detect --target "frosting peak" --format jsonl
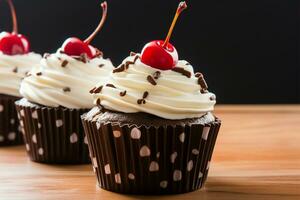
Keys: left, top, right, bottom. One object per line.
{"left": 91, "top": 54, "right": 216, "bottom": 119}
{"left": 0, "top": 52, "right": 41, "bottom": 97}
{"left": 20, "top": 51, "right": 114, "bottom": 108}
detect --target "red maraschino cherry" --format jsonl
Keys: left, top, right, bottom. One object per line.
{"left": 62, "top": 1, "right": 107, "bottom": 59}
{"left": 0, "top": 0, "right": 30, "bottom": 55}
{"left": 141, "top": 1, "right": 187, "bottom": 70}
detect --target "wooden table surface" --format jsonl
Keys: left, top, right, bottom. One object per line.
{"left": 0, "top": 105, "right": 299, "bottom": 200}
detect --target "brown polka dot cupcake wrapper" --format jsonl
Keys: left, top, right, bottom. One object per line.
{"left": 82, "top": 117, "right": 221, "bottom": 194}
{"left": 15, "top": 99, "right": 90, "bottom": 164}
{"left": 0, "top": 94, "right": 23, "bottom": 146}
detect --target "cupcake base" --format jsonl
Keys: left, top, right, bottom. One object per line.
{"left": 0, "top": 94, "right": 23, "bottom": 146}
{"left": 15, "top": 98, "right": 90, "bottom": 164}
{"left": 82, "top": 108, "right": 221, "bottom": 194}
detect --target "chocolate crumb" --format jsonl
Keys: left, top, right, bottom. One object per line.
{"left": 106, "top": 83, "right": 116, "bottom": 88}
{"left": 12, "top": 67, "right": 18, "bottom": 73}
{"left": 120, "top": 90, "right": 127, "bottom": 96}
{"left": 25, "top": 72, "right": 31, "bottom": 77}
{"left": 130, "top": 52, "right": 137, "bottom": 56}
{"left": 98, "top": 64, "right": 104, "bottom": 68}
{"left": 171, "top": 67, "right": 192, "bottom": 78}
{"left": 61, "top": 60, "right": 68, "bottom": 67}
{"left": 147, "top": 75, "right": 157, "bottom": 85}
{"left": 153, "top": 71, "right": 161, "bottom": 79}
{"left": 59, "top": 50, "right": 65, "bottom": 54}
{"left": 94, "top": 86, "right": 103, "bottom": 93}
{"left": 63, "top": 87, "right": 71, "bottom": 92}
{"left": 143, "top": 91, "right": 149, "bottom": 99}
{"left": 113, "top": 64, "right": 126, "bottom": 73}
{"left": 36, "top": 72, "right": 42, "bottom": 76}
{"left": 185, "top": 62, "right": 191, "bottom": 65}
{"left": 96, "top": 98, "right": 101, "bottom": 106}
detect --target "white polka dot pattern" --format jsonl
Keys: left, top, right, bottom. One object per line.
{"left": 149, "top": 161, "right": 159, "bottom": 172}
{"left": 115, "top": 173, "right": 121, "bottom": 184}
{"left": 139, "top": 145, "right": 151, "bottom": 157}
{"left": 113, "top": 130, "right": 121, "bottom": 138}
{"left": 7, "top": 132, "right": 16, "bottom": 140}
{"left": 55, "top": 119, "right": 63, "bottom": 127}
{"left": 32, "top": 134, "right": 37, "bottom": 143}
{"left": 38, "top": 148, "right": 44, "bottom": 155}
{"left": 104, "top": 164, "right": 111, "bottom": 174}
{"left": 70, "top": 133, "right": 78, "bottom": 143}
{"left": 130, "top": 127, "right": 141, "bottom": 139}
{"left": 170, "top": 152, "right": 177, "bottom": 163}
{"left": 179, "top": 132, "right": 185, "bottom": 143}
{"left": 31, "top": 110, "right": 38, "bottom": 119}
{"left": 187, "top": 160, "right": 193, "bottom": 171}
{"left": 160, "top": 181, "right": 168, "bottom": 188}
{"left": 128, "top": 173, "right": 135, "bottom": 180}
{"left": 0, "top": 105, "right": 3, "bottom": 112}
{"left": 202, "top": 126, "right": 210, "bottom": 140}
{"left": 173, "top": 170, "right": 182, "bottom": 181}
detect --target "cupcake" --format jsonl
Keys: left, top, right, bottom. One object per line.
{"left": 0, "top": 0, "right": 41, "bottom": 146}
{"left": 15, "top": 1, "right": 114, "bottom": 163}
{"left": 82, "top": 1, "right": 221, "bottom": 194}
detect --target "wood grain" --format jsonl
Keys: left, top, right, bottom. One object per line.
{"left": 0, "top": 105, "right": 299, "bottom": 200}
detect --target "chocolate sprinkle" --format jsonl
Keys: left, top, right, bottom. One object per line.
{"left": 120, "top": 90, "right": 127, "bottom": 96}
{"left": 195, "top": 72, "right": 203, "bottom": 78}
{"left": 36, "top": 72, "right": 42, "bottom": 76}
{"left": 96, "top": 98, "right": 101, "bottom": 106}
{"left": 147, "top": 75, "right": 157, "bottom": 85}
{"left": 106, "top": 83, "right": 116, "bottom": 88}
{"left": 200, "top": 89, "right": 208, "bottom": 94}
{"left": 130, "top": 52, "right": 137, "bottom": 56}
{"left": 98, "top": 64, "right": 105, "bottom": 68}
{"left": 90, "top": 86, "right": 103, "bottom": 94}
{"left": 94, "top": 48, "right": 103, "bottom": 57}
{"left": 74, "top": 53, "right": 88, "bottom": 63}
{"left": 143, "top": 91, "right": 149, "bottom": 99}
{"left": 137, "top": 99, "right": 146, "bottom": 104}
{"left": 171, "top": 67, "right": 192, "bottom": 78}
{"left": 133, "top": 55, "right": 140, "bottom": 63}
{"left": 125, "top": 61, "right": 134, "bottom": 69}
{"left": 198, "top": 76, "right": 208, "bottom": 90}
{"left": 153, "top": 71, "right": 161, "bottom": 79}
{"left": 113, "top": 64, "right": 126, "bottom": 73}
{"left": 210, "top": 95, "right": 216, "bottom": 101}
{"left": 63, "top": 87, "right": 71, "bottom": 92}
{"left": 61, "top": 60, "right": 68, "bottom": 67}
{"left": 12, "top": 67, "right": 18, "bottom": 73}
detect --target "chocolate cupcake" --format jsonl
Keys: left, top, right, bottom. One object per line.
{"left": 0, "top": 0, "right": 41, "bottom": 146}
{"left": 82, "top": 2, "right": 220, "bottom": 193}
{"left": 15, "top": 1, "right": 113, "bottom": 164}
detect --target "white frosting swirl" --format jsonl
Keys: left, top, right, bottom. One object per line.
{"left": 92, "top": 54, "right": 216, "bottom": 119}
{"left": 20, "top": 51, "right": 114, "bottom": 109}
{"left": 0, "top": 52, "right": 41, "bottom": 97}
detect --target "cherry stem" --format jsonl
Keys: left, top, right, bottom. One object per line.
{"left": 6, "top": 0, "right": 18, "bottom": 33}
{"left": 84, "top": 1, "right": 108, "bottom": 44}
{"left": 163, "top": 1, "right": 187, "bottom": 48}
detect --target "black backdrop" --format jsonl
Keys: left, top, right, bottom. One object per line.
{"left": 0, "top": 0, "right": 299, "bottom": 104}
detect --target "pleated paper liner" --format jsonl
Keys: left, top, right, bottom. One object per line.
{"left": 15, "top": 99, "right": 90, "bottom": 164}
{"left": 82, "top": 113, "right": 221, "bottom": 194}
{"left": 0, "top": 94, "right": 23, "bottom": 146}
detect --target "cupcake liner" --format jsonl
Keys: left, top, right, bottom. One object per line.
{"left": 82, "top": 116, "right": 221, "bottom": 194}
{"left": 0, "top": 94, "right": 23, "bottom": 146}
{"left": 15, "top": 99, "right": 90, "bottom": 164}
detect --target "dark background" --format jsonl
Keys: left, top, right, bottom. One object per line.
{"left": 0, "top": 0, "right": 299, "bottom": 104}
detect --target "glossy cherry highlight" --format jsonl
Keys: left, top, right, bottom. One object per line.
{"left": 0, "top": 0, "right": 30, "bottom": 55}
{"left": 62, "top": 1, "right": 107, "bottom": 59}
{"left": 141, "top": 1, "right": 187, "bottom": 70}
